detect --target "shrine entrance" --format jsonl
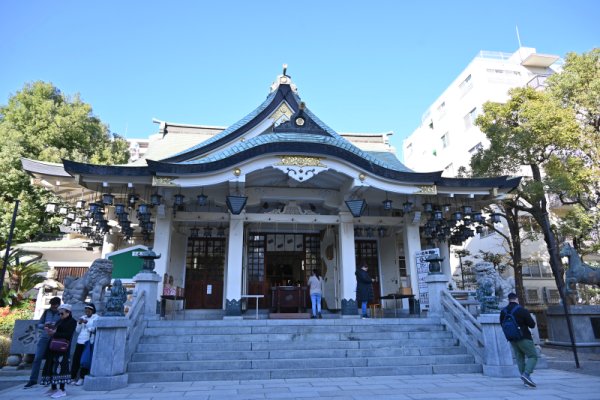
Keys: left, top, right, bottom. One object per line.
{"left": 185, "top": 237, "right": 225, "bottom": 309}
{"left": 246, "top": 232, "right": 321, "bottom": 310}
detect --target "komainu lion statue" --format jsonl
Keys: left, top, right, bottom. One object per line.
{"left": 63, "top": 258, "right": 113, "bottom": 305}
{"left": 475, "top": 262, "right": 515, "bottom": 310}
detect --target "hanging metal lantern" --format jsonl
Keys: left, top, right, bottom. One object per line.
{"left": 365, "top": 227, "right": 374, "bottom": 238}
{"left": 174, "top": 193, "right": 185, "bottom": 206}
{"left": 89, "top": 202, "right": 101, "bottom": 214}
{"left": 452, "top": 211, "right": 463, "bottom": 221}
{"left": 197, "top": 193, "right": 208, "bottom": 206}
{"left": 66, "top": 211, "right": 76, "bottom": 220}
{"left": 59, "top": 206, "right": 69, "bottom": 215}
{"left": 354, "top": 227, "right": 363, "bottom": 237}
{"left": 190, "top": 226, "right": 199, "bottom": 238}
{"left": 433, "top": 210, "right": 443, "bottom": 221}
{"left": 217, "top": 225, "right": 226, "bottom": 237}
{"left": 102, "top": 193, "right": 114, "bottom": 206}
{"left": 472, "top": 212, "right": 483, "bottom": 222}
{"left": 423, "top": 202, "right": 433, "bottom": 213}
{"left": 203, "top": 226, "right": 213, "bottom": 237}
{"left": 76, "top": 199, "right": 86, "bottom": 209}
{"left": 377, "top": 226, "right": 386, "bottom": 238}
{"left": 62, "top": 217, "right": 70, "bottom": 226}
{"left": 114, "top": 203, "right": 126, "bottom": 215}
{"left": 118, "top": 212, "right": 129, "bottom": 223}
{"left": 144, "top": 221, "right": 155, "bottom": 232}
{"left": 128, "top": 193, "right": 138, "bottom": 206}
{"left": 461, "top": 205, "right": 473, "bottom": 215}
{"left": 138, "top": 203, "right": 150, "bottom": 215}
{"left": 490, "top": 213, "right": 502, "bottom": 224}
{"left": 382, "top": 199, "right": 393, "bottom": 211}
{"left": 120, "top": 220, "right": 131, "bottom": 229}
{"left": 402, "top": 201, "right": 413, "bottom": 213}
{"left": 150, "top": 193, "right": 162, "bottom": 206}
{"left": 476, "top": 225, "right": 483, "bottom": 234}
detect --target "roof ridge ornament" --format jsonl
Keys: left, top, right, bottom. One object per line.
{"left": 270, "top": 64, "right": 298, "bottom": 94}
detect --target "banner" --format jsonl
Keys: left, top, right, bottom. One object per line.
{"left": 416, "top": 248, "right": 440, "bottom": 309}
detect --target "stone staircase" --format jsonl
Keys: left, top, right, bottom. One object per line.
{"left": 127, "top": 317, "right": 482, "bottom": 383}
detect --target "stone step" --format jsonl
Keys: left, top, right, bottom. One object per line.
{"left": 141, "top": 324, "right": 445, "bottom": 336}
{"left": 136, "top": 338, "right": 461, "bottom": 353}
{"left": 145, "top": 317, "right": 441, "bottom": 328}
{"left": 131, "top": 345, "right": 468, "bottom": 362}
{"left": 138, "top": 330, "right": 454, "bottom": 344}
{"left": 127, "top": 363, "right": 483, "bottom": 383}
{"left": 127, "top": 354, "right": 476, "bottom": 372}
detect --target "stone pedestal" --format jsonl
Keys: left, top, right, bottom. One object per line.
{"left": 478, "top": 313, "right": 519, "bottom": 377}
{"left": 425, "top": 274, "right": 448, "bottom": 317}
{"left": 84, "top": 317, "right": 128, "bottom": 391}
{"left": 546, "top": 305, "right": 600, "bottom": 351}
{"left": 134, "top": 272, "right": 161, "bottom": 316}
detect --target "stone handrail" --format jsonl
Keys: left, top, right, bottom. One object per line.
{"left": 440, "top": 289, "right": 485, "bottom": 364}
{"left": 125, "top": 290, "right": 146, "bottom": 364}
{"left": 85, "top": 282, "right": 150, "bottom": 391}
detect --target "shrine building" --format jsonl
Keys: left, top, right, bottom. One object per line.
{"left": 22, "top": 70, "right": 520, "bottom": 317}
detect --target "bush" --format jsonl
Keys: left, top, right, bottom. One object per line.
{"left": 0, "top": 336, "right": 10, "bottom": 366}
{"left": 0, "top": 301, "right": 35, "bottom": 338}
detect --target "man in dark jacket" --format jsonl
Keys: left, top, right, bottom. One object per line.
{"left": 24, "top": 296, "right": 61, "bottom": 388}
{"left": 356, "top": 264, "right": 374, "bottom": 318}
{"left": 500, "top": 292, "right": 538, "bottom": 387}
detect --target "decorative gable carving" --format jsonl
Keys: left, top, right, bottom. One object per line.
{"left": 273, "top": 156, "right": 328, "bottom": 182}
{"left": 270, "top": 102, "right": 294, "bottom": 127}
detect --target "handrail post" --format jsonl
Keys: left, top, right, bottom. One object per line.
{"left": 478, "top": 314, "right": 517, "bottom": 377}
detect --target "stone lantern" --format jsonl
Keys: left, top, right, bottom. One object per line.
{"left": 137, "top": 247, "right": 161, "bottom": 273}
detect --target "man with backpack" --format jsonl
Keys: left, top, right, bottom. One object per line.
{"left": 500, "top": 292, "right": 538, "bottom": 387}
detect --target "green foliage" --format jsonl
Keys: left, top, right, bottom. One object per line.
{"left": 0, "top": 81, "right": 130, "bottom": 246}
{"left": 0, "top": 336, "right": 10, "bottom": 366}
{"left": 471, "top": 49, "right": 600, "bottom": 294}
{"left": 0, "top": 300, "right": 35, "bottom": 338}
{"left": 0, "top": 249, "right": 48, "bottom": 307}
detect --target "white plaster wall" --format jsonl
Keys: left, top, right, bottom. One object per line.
{"left": 168, "top": 231, "right": 187, "bottom": 288}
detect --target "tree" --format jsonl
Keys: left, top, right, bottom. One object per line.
{"left": 545, "top": 49, "right": 600, "bottom": 254}
{"left": 472, "top": 85, "right": 580, "bottom": 301}
{"left": 0, "top": 81, "right": 130, "bottom": 247}
{"left": 1, "top": 249, "right": 48, "bottom": 306}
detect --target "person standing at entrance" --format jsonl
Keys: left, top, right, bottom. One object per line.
{"left": 356, "top": 264, "right": 374, "bottom": 318}
{"left": 500, "top": 292, "right": 538, "bottom": 387}
{"left": 24, "top": 296, "right": 62, "bottom": 389}
{"left": 308, "top": 269, "right": 324, "bottom": 319}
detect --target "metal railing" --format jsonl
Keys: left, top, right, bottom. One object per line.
{"left": 440, "top": 290, "right": 485, "bottom": 363}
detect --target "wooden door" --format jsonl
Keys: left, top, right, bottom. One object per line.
{"left": 185, "top": 238, "right": 225, "bottom": 309}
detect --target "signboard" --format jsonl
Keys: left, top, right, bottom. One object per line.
{"left": 107, "top": 245, "right": 147, "bottom": 279}
{"left": 416, "top": 248, "right": 440, "bottom": 309}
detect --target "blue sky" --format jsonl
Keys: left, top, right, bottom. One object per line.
{"left": 1, "top": 1, "right": 598, "bottom": 155}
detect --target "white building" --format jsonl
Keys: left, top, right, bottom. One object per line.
{"left": 402, "top": 47, "right": 563, "bottom": 313}
{"left": 403, "top": 47, "right": 561, "bottom": 176}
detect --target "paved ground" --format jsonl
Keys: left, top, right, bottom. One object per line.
{"left": 0, "top": 370, "right": 599, "bottom": 400}
{"left": 1, "top": 346, "right": 598, "bottom": 399}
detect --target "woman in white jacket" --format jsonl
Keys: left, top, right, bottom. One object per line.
{"left": 70, "top": 303, "right": 98, "bottom": 386}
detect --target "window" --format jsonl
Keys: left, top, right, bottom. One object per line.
{"left": 398, "top": 256, "right": 407, "bottom": 277}
{"left": 464, "top": 107, "right": 478, "bottom": 130}
{"left": 459, "top": 74, "right": 473, "bottom": 94}
{"left": 522, "top": 260, "right": 553, "bottom": 278}
{"left": 441, "top": 132, "right": 450, "bottom": 148}
{"left": 468, "top": 142, "right": 483, "bottom": 155}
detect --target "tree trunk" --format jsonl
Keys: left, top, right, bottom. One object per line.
{"left": 505, "top": 202, "right": 525, "bottom": 301}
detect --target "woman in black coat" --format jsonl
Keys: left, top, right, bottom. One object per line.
{"left": 41, "top": 303, "right": 77, "bottom": 398}
{"left": 356, "top": 264, "right": 374, "bottom": 318}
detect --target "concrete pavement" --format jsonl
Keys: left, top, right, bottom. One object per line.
{"left": 1, "top": 370, "right": 599, "bottom": 400}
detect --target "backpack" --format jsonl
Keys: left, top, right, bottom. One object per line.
{"left": 501, "top": 305, "right": 523, "bottom": 341}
